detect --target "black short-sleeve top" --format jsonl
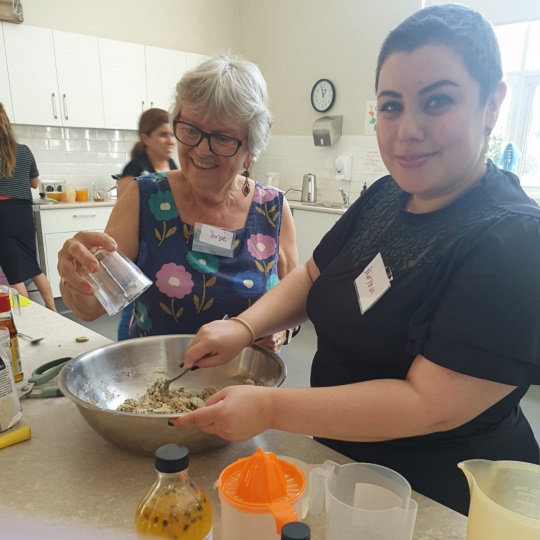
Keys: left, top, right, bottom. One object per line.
{"left": 308, "top": 161, "right": 540, "bottom": 437}
{"left": 120, "top": 151, "right": 177, "bottom": 179}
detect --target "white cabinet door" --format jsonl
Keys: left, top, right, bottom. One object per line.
{"left": 293, "top": 209, "right": 340, "bottom": 264}
{"left": 99, "top": 38, "right": 147, "bottom": 130}
{"left": 35, "top": 205, "right": 114, "bottom": 297}
{"left": 145, "top": 46, "right": 186, "bottom": 112}
{"left": 53, "top": 30, "right": 105, "bottom": 128}
{"left": 3, "top": 24, "right": 62, "bottom": 126}
{"left": 0, "top": 24, "right": 14, "bottom": 121}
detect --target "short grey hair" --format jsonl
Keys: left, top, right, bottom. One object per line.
{"left": 171, "top": 53, "right": 272, "bottom": 161}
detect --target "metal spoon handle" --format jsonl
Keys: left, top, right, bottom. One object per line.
{"left": 162, "top": 368, "right": 190, "bottom": 393}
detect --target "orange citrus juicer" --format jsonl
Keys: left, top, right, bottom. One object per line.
{"left": 217, "top": 448, "right": 306, "bottom": 534}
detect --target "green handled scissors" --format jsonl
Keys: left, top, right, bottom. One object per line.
{"left": 17, "top": 357, "right": 72, "bottom": 399}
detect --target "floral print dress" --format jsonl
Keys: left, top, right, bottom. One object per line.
{"left": 129, "top": 172, "right": 284, "bottom": 338}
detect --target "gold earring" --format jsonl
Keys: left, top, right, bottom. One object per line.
{"left": 242, "top": 169, "right": 250, "bottom": 197}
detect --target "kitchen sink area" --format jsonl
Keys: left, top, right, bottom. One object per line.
{"left": 306, "top": 201, "right": 347, "bottom": 209}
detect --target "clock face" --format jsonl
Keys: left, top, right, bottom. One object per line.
{"left": 311, "top": 79, "right": 336, "bottom": 112}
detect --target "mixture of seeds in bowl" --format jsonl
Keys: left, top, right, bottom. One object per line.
{"left": 117, "top": 377, "right": 221, "bottom": 414}
{"left": 117, "top": 376, "right": 264, "bottom": 414}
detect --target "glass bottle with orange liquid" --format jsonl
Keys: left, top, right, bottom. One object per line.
{"left": 136, "top": 444, "right": 213, "bottom": 539}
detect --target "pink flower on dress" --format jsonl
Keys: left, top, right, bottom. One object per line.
{"left": 155, "top": 263, "right": 194, "bottom": 299}
{"left": 247, "top": 234, "right": 277, "bottom": 260}
{"left": 253, "top": 185, "right": 279, "bottom": 204}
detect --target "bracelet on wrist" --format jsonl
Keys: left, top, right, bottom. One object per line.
{"left": 230, "top": 317, "right": 256, "bottom": 345}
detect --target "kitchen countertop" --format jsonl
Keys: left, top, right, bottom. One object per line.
{"left": 32, "top": 200, "right": 116, "bottom": 211}
{"left": 288, "top": 200, "right": 347, "bottom": 215}
{"left": 0, "top": 302, "right": 467, "bottom": 539}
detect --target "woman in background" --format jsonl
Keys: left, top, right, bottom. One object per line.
{"left": 0, "top": 103, "right": 56, "bottom": 311}
{"left": 116, "top": 108, "right": 177, "bottom": 198}
{"left": 116, "top": 108, "right": 178, "bottom": 339}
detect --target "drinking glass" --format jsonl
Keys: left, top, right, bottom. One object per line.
{"left": 81, "top": 249, "right": 152, "bottom": 316}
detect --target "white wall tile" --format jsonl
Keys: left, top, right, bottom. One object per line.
{"left": 17, "top": 124, "right": 140, "bottom": 188}
{"left": 96, "top": 129, "right": 124, "bottom": 141}
{"left": 18, "top": 138, "right": 49, "bottom": 151}
{"left": 87, "top": 140, "right": 112, "bottom": 152}
{"left": 33, "top": 150, "right": 67, "bottom": 163}
{"left": 63, "top": 128, "right": 97, "bottom": 140}
{"left": 110, "top": 141, "right": 134, "bottom": 153}
{"left": 12, "top": 125, "right": 32, "bottom": 137}
{"left": 254, "top": 134, "right": 386, "bottom": 205}
{"left": 30, "top": 126, "right": 63, "bottom": 139}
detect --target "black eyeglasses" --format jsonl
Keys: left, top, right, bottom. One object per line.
{"left": 173, "top": 119, "right": 247, "bottom": 157}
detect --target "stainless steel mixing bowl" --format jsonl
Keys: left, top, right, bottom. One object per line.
{"left": 58, "top": 335, "right": 286, "bottom": 455}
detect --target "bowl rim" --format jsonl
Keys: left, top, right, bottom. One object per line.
{"left": 57, "top": 334, "right": 286, "bottom": 418}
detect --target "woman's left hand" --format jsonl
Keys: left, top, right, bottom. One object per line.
{"left": 255, "top": 330, "right": 287, "bottom": 353}
{"left": 169, "top": 385, "right": 276, "bottom": 442}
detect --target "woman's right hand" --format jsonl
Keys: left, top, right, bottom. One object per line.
{"left": 57, "top": 231, "right": 117, "bottom": 295}
{"left": 183, "top": 319, "right": 254, "bottom": 369}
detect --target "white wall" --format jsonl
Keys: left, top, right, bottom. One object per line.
{"left": 240, "top": 0, "right": 421, "bottom": 136}
{"left": 21, "top": 0, "right": 241, "bottom": 53}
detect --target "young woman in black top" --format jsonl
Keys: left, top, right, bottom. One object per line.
{"left": 175, "top": 5, "right": 540, "bottom": 515}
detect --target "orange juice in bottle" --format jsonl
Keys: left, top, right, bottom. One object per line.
{"left": 136, "top": 444, "right": 212, "bottom": 539}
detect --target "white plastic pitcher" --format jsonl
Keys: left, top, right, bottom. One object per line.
{"left": 459, "top": 460, "right": 540, "bottom": 539}
{"left": 309, "top": 461, "right": 417, "bottom": 540}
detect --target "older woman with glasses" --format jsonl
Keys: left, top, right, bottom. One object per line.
{"left": 57, "top": 54, "right": 298, "bottom": 352}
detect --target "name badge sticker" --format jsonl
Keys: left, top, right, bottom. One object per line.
{"left": 199, "top": 224, "right": 234, "bottom": 249}
{"left": 354, "top": 252, "right": 392, "bottom": 314}
{"left": 193, "top": 223, "right": 236, "bottom": 258}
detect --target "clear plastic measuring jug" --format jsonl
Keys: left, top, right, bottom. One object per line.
{"left": 309, "top": 461, "right": 417, "bottom": 540}
{"left": 459, "top": 459, "right": 540, "bottom": 539}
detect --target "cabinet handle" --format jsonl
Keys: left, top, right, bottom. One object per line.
{"left": 51, "top": 93, "right": 58, "bottom": 119}
{"left": 62, "top": 94, "right": 69, "bottom": 120}
{"left": 73, "top": 214, "right": 97, "bottom": 218}
{"left": 150, "top": 101, "right": 154, "bottom": 108}
{"left": 141, "top": 100, "right": 145, "bottom": 112}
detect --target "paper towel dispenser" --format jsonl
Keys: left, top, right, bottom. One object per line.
{"left": 312, "top": 115, "right": 343, "bottom": 147}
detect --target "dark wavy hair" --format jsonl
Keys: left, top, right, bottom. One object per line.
{"left": 130, "top": 108, "right": 170, "bottom": 158}
{"left": 0, "top": 103, "right": 17, "bottom": 177}
{"left": 375, "top": 4, "right": 502, "bottom": 104}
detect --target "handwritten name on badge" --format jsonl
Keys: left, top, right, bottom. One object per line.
{"left": 354, "top": 252, "right": 391, "bottom": 314}
{"left": 199, "top": 224, "right": 234, "bottom": 250}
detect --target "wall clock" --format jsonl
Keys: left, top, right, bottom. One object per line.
{"left": 310, "top": 78, "right": 336, "bottom": 113}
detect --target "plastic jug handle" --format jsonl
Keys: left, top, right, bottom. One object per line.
{"left": 267, "top": 500, "right": 299, "bottom": 535}
{"left": 402, "top": 499, "right": 418, "bottom": 540}
{"left": 308, "top": 460, "right": 337, "bottom": 515}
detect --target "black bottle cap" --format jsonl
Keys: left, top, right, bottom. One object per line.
{"left": 154, "top": 444, "right": 189, "bottom": 473}
{"left": 281, "top": 521, "right": 311, "bottom": 540}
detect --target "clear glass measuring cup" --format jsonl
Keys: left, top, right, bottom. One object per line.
{"left": 459, "top": 459, "right": 540, "bottom": 539}
{"left": 309, "top": 461, "right": 417, "bottom": 540}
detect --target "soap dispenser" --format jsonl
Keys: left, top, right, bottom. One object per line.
{"left": 335, "top": 155, "right": 352, "bottom": 181}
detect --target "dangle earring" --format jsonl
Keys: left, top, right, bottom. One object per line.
{"left": 241, "top": 169, "right": 251, "bottom": 197}
{"left": 483, "top": 128, "right": 492, "bottom": 164}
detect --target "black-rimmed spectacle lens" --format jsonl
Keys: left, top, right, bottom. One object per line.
{"left": 173, "top": 120, "right": 245, "bottom": 157}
